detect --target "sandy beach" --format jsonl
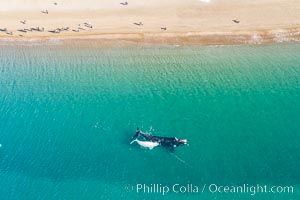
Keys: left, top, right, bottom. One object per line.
{"left": 0, "top": 0, "right": 300, "bottom": 45}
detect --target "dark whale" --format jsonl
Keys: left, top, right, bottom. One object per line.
{"left": 132, "top": 128, "right": 187, "bottom": 150}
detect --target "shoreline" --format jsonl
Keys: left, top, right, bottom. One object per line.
{"left": 1, "top": 28, "right": 300, "bottom": 47}
{"left": 1, "top": 0, "right": 300, "bottom": 46}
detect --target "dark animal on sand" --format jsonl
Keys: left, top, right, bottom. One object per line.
{"left": 48, "top": 29, "right": 60, "bottom": 33}
{"left": 133, "top": 22, "right": 143, "bottom": 26}
{"left": 84, "top": 23, "right": 93, "bottom": 28}
{"left": 18, "top": 29, "right": 27, "bottom": 33}
{"left": 232, "top": 19, "right": 240, "bottom": 23}
{"left": 30, "top": 27, "right": 43, "bottom": 32}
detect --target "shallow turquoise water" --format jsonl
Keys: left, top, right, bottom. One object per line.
{"left": 0, "top": 42, "right": 299, "bottom": 199}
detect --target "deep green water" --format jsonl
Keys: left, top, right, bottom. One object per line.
{"left": 0, "top": 42, "right": 299, "bottom": 200}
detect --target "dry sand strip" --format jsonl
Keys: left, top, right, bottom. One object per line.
{"left": 0, "top": 0, "right": 300, "bottom": 45}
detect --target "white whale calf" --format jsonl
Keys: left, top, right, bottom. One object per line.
{"left": 130, "top": 139, "right": 159, "bottom": 150}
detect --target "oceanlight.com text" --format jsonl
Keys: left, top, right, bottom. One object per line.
{"left": 206, "top": 184, "right": 294, "bottom": 195}
{"left": 133, "top": 183, "right": 294, "bottom": 196}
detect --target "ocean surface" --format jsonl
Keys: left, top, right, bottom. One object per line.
{"left": 0, "top": 42, "right": 299, "bottom": 200}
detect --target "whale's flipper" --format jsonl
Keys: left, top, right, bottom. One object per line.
{"left": 131, "top": 127, "right": 141, "bottom": 140}
{"left": 130, "top": 139, "right": 137, "bottom": 145}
